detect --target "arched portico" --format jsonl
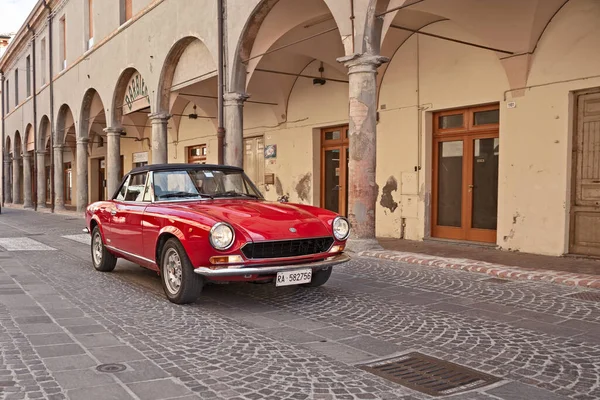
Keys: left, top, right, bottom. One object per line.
{"left": 37, "top": 116, "right": 51, "bottom": 208}
{"left": 154, "top": 36, "right": 218, "bottom": 166}
{"left": 4, "top": 136, "right": 12, "bottom": 204}
{"left": 55, "top": 104, "right": 77, "bottom": 211}
{"left": 12, "top": 131, "right": 23, "bottom": 205}
{"left": 23, "top": 124, "right": 34, "bottom": 208}
{"left": 107, "top": 67, "right": 149, "bottom": 197}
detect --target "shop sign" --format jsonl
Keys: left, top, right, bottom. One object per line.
{"left": 123, "top": 72, "right": 150, "bottom": 115}
{"left": 133, "top": 151, "right": 149, "bottom": 163}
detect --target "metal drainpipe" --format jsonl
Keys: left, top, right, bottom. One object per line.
{"left": 28, "top": 24, "right": 38, "bottom": 211}
{"left": 44, "top": 0, "right": 55, "bottom": 213}
{"left": 216, "top": 0, "right": 225, "bottom": 165}
{"left": 1, "top": 72, "right": 5, "bottom": 214}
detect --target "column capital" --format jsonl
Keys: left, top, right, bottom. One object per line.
{"left": 36, "top": 150, "right": 48, "bottom": 155}
{"left": 22, "top": 152, "right": 32, "bottom": 159}
{"left": 223, "top": 92, "right": 250, "bottom": 105}
{"left": 337, "top": 53, "right": 389, "bottom": 74}
{"left": 53, "top": 144, "right": 64, "bottom": 150}
{"left": 77, "top": 137, "right": 90, "bottom": 144}
{"left": 149, "top": 112, "right": 171, "bottom": 122}
{"left": 104, "top": 127, "right": 125, "bottom": 136}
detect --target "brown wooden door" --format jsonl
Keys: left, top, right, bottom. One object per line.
{"left": 570, "top": 90, "right": 600, "bottom": 256}
{"left": 432, "top": 105, "right": 500, "bottom": 243}
{"left": 321, "top": 126, "right": 349, "bottom": 216}
{"left": 243, "top": 137, "right": 265, "bottom": 189}
{"left": 64, "top": 162, "right": 72, "bottom": 205}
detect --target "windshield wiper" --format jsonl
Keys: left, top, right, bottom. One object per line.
{"left": 159, "top": 192, "right": 203, "bottom": 199}
{"left": 214, "top": 191, "right": 259, "bottom": 199}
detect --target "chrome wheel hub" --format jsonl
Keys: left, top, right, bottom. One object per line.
{"left": 92, "top": 233, "right": 103, "bottom": 265}
{"left": 164, "top": 248, "right": 183, "bottom": 295}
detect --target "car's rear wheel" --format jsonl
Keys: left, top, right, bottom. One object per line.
{"left": 302, "top": 267, "right": 332, "bottom": 287}
{"left": 91, "top": 226, "right": 117, "bottom": 272}
{"left": 160, "top": 238, "right": 204, "bottom": 304}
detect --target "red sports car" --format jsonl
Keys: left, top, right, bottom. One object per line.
{"left": 84, "top": 164, "right": 351, "bottom": 304}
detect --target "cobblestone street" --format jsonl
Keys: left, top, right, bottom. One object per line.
{"left": 0, "top": 208, "right": 598, "bottom": 400}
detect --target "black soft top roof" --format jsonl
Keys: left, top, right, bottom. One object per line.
{"left": 128, "top": 163, "right": 244, "bottom": 175}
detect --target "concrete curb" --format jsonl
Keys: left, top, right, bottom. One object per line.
{"left": 359, "top": 250, "right": 600, "bottom": 290}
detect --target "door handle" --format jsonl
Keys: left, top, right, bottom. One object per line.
{"left": 110, "top": 209, "right": 117, "bottom": 216}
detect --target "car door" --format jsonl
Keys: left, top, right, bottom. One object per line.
{"left": 102, "top": 175, "right": 130, "bottom": 248}
{"left": 111, "top": 172, "right": 150, "bottom": 257}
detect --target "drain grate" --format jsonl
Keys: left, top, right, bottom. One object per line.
{"left": 482, "top": 277, "right": 510, "bottom": 284}
{"left": 566, "top": 291, "right": 600, "bottom": 302}
{"left": 358, "top": 352, "right": 500, "bottom": 397}
{"left": 96, "top": 363, "right": 126, "bottom": 373}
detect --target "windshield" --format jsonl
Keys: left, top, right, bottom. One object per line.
{"left": 152, "top": 169, "right": 262, "bottom": 201}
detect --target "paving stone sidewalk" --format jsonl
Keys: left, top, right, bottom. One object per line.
{"left": 359, "top": 250, "right": 600, "bottom": 289}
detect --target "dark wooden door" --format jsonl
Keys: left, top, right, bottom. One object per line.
{"left": 321, "top": 126, "right": 349, "bottom": 216}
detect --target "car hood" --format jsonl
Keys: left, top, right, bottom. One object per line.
{"left": 173, "top": 200, "right": 333, "bottom": 241}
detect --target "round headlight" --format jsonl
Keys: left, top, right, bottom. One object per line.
{"left": 332, "top": 216, "right": 350, "bottom": 240}
{"left": 209, "top": 222, "right": 235, "bottom": 250}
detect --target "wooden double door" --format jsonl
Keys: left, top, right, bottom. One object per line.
{"left": 321, "top": 126, "right": 349, "bottom": 216}
{"left": 432, "top": 105, "right": 500, "bottom": 243}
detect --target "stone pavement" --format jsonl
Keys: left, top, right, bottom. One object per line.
{"left": 0, "top": 208, "right": 598, "bottom": 400}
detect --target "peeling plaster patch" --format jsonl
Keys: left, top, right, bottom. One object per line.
{"left": 349, "top": 98, "right": 369, "bottom": 133}
{"left": 503, "top": 212, "right": 521, "bottom": 242}
{"left": 275, "top": 177, "right": 283, "bottom": 196}
{"left": 295, "top": 173, "right": 312, "bottom": 203}
{"left": 380, "top": 177, "right": 398, "bottom": 212}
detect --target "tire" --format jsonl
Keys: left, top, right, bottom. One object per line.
{"left": 160, "top": 238, "right": 204, "bottom": 304}
{"left": 302, "top": 267, "right": 332, "bottom": 288}
{"left": 91, "top": 226, "right": 117, "bottom": 272}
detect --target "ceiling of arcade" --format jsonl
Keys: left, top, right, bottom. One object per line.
{"left": 378, "top": 0, "right": 571, "bottom": 89}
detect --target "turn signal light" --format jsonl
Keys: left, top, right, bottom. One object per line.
{"left": 329, "top": 245, "right": 345, "bottom": 253}
{"left": 209, "top": 255, "right": 244, "bottom": 265}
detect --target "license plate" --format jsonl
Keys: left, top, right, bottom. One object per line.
{"left": 275, "top": 269, "right": 312, "bottom": 287}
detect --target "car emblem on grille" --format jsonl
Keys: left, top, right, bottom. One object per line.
{"left": 289, "top": 227, "right": 297, "bottom": 233}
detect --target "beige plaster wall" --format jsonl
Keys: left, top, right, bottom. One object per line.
{"left": 243, "top": 60, "right": 349, "bottom": 204}
{"left": 498, "top": 0, "right": 600, "bottom": 255}
{"left": 377, "top": 21, "right": 510, "bottom": 242}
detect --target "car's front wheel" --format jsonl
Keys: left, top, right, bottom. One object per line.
{"left": 91, "top": 226, "right": 117, "bottom": 272}
{"left": 302, "top": 267, "right": 332, "bottom": 287}
{"left": 160, "top": 238, "right": 204, "bottom": 304}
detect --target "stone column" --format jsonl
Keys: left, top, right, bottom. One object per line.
{"left": 12, "top": 154, "right": 21, "bottom": 204}
{"left": 54, "top": 145, "right": 65, "bottom": 210}
{"left": 104, "top": 128, "right": 123, "bottom": 198}
{"left": 36, "top": 151, "right": 47, "bottom": 208}
{"left": 22, "top": 153, "right": 33, "bottom": 208}
{"left": 338, "top": 53, "right": 389, "bottom": 252}
{"left": 3, "top": 157, "right": 12, "bottom": 204}
{"left": 76, "top": 138, "right": 89, "bottom": 213}
{"left": 149, "top": 113, "right": 170, "bottom": 164}
{"left": 223, "top": 92, "right": 249, "bottom": 167}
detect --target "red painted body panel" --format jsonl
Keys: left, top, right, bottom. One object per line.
{"left": 86, "top": 198, "right": 345, "bottom": 278}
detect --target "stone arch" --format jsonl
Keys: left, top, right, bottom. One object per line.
{"left": 230, "top": 0, "right": 351, "bottom": 93}
{"left": 38, "top": 115, "right": 51, "bottom": 150}
{"left": 5, "top": 136, "right": 11, "bottom": 157}
{"left": 24, "top": 124, "right": 34, "bottom": 152}
{"left": 156, "top": 36, "right": 217, "bottom": 114}
{"left": 13, "top": 131, "right": 22, "bottom": 157}
{"left": 80, "top": 88, "right": 107, "bottom": 141}
{"left": 111, "top": 67, "right": 145, "bottom": 128}
{"left": 56, "top": 104, "right": 76, "bottom": 145}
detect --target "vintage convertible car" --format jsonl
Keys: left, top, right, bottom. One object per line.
{"left": 84, "top": 163, "right": 350, "bottom": 304}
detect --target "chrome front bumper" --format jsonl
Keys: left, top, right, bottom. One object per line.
{"left": 193, "top": 253, "right": 350, "bottom": 277}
